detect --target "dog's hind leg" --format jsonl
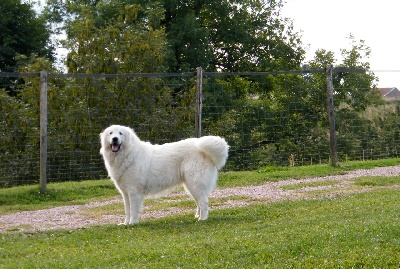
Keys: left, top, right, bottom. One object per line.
{"left": 183, "top": 161, "right": 217, "bottom": 221}
{"left": 188, "top": 189, "right": 209, "bottom": 220}
{"left": 196, "top": 196, "right": 209, "bottom": 220}
{"left": 195, "top": 206, "right": 201, "bottom": 219}
{"left": 184, "top": 183, "right": 211, "bottom": 221}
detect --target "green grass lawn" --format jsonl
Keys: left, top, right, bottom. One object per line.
{"left": 1, "top": 159, "right": 400, "bottom": 268}
{"left": 1, "top": 189, "right": 399, "bottom": 268}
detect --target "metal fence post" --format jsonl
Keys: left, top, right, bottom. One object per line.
{"left": 195, "top": 67, "right": 203, "bottom": 138}
{"left": 326, "top": 65, "right": 339, "bottom": 167}
{"left": 40, "top": 71, "right": 48, "bottom": 191}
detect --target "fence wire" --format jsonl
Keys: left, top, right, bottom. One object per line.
{"left": 1, "top": 70, "right": 399, "bottom": 187}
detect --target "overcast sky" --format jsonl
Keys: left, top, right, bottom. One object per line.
{"left": 282, "top": 0, "right": 400, "bottom": 87}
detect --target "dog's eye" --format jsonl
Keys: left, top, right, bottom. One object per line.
{"left": 109, "top": 132, "right": 113, "bottom": 135}
{"left": 119, "top": 132, "right": 123, "bottom": 135}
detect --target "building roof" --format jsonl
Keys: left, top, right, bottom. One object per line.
{"left": 377, "top": 87, "right": 400, "bottom": 98}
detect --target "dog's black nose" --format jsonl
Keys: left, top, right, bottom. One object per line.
{"left": 112, "top": 137, "right": 118, "bottom": 142}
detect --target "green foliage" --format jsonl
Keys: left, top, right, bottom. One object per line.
{"left": 60, "top": 1, "right": 167, "bottom": 74}
{"left": 2, "top": 1, "right": 399, "bottom": 185}
{"left": 0, "top": 55, "right": 56, "bottom": 186}
{"left": 163, "top": 0, "right": 304, "bottom": 72}
{"left": 198, "top": 36, "right": 387, "bottom": 170}
{"left": 41, "top": 73, "right": 196, "bottom": 182}
{"left": 203, "top": 73, "right": 331, "bottom": 169}
{"left": 0, "top": 0, "right": 54, "bottom": 99}
{"left": 0, "top": 0, "right": 53, "bottom": 73}
{"left": 308, "top": 36, "right": 381, "bottom": 113}
{"left": 0, "top": 88, "right": 39, "bottom": 186}
{"left": 373, "top": 100, "right": 400, "bottom": 156}
{"left": 0, "top": 55, "right": 70, "bottom": 186}
{"left": 44, "top": 0, "right": 304, "bottom": 73}
{"left": 32, "top": 1, "right": 197, "bottom": 182}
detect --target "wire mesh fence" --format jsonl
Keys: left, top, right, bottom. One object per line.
{"left": 1, "top": 69, "right": 399, "bottom": 187}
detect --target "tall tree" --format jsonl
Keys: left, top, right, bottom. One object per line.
{"left": 44, "top": 0, "right": 167, "bottom": 74}
{"left": 305, "top": 36, "right": 383, "bottom": 160}
{"left": 44, "top": 0, "right": 305, "bottom": 73}
{"left": 308, "top": 35, "right": 381, "bottom": 113}
{"left": 162, "top": 0, "right": 305, "bottom": 72}
{"left": 0, "top": 0, "right": 53, "bottom": 73}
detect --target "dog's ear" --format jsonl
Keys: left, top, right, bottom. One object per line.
{"left": 127, "top": 127, "right": 137, "bottom": 144}
{"left": 99, "top": 132, "right": 105, "bottom": 143}
{"left": 99, "top": 132, "right": 104, "bottom": 154}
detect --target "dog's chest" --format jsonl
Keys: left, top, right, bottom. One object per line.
{"left": 107, "top": 153, "right": 140, "bottom": 179}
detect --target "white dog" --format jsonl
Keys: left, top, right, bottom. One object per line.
{"left": 100, "top": 125, "right": 229, "bottom": 224}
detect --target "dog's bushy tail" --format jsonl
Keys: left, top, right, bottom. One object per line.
{"left": 196, "top": 136, "right": 229, "bottom": 170}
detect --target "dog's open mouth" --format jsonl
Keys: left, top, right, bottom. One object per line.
{"left": 111, "top": 143, "right": 121, "bottom": 153}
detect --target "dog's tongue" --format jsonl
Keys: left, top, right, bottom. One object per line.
{"left": 111, "top": 144, "right": 119, "bottom": 152}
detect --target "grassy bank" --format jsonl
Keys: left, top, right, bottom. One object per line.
{"left": 1, "top": 159, "right": 400, "bottom": 268}
{"left": 1, "top": 189, "right": 400, "bottom": 268}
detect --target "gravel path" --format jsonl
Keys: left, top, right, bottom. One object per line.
{"left": 1, "top": 165, "right": 400, "bottom": 233}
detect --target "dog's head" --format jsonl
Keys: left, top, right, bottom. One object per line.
{"left": 100, "top": 125, "right": 132, "bottom": 154}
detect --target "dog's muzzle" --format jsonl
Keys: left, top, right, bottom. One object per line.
{"left": 111, "top": 137, "right": 121, "bottom": 153}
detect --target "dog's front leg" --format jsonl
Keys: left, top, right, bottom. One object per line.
{"left": 128, "top": 193, "right": 144, "bottom": 224}
{"left": 120, "top": 191, "right": 131, "bottom": 225}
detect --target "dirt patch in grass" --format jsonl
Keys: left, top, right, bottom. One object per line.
{"left": 1, "top": 165, "right": 400, "bottom": 233}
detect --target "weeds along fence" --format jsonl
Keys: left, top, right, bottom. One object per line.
{"left": 1, "top": 67, "right": 399, "bottom": 188}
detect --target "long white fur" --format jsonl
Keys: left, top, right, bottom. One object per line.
{"left": 100, "top": 125, "right": 229, "bottom": 224}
